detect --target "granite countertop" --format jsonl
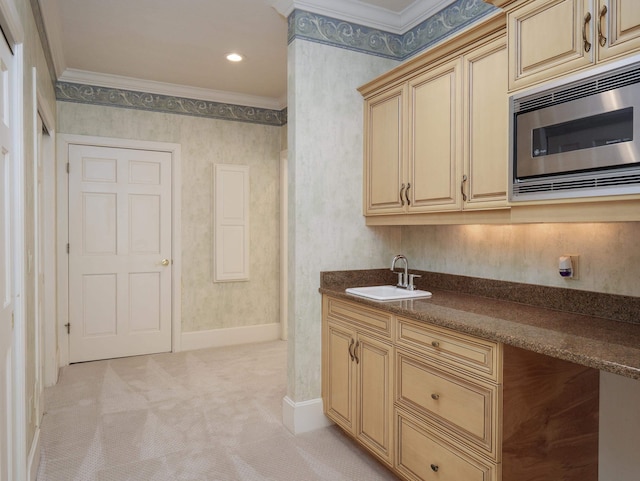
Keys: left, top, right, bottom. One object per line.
{"left": 319, "top": 269, "right": 640, "bottom": 380}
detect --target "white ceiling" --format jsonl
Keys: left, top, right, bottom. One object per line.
{"left": 39, "top": 0, "right": 453, "bottom": 110}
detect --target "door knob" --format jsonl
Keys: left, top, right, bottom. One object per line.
{"left": 161, "top": 259, "right": 170, "bottom": 266}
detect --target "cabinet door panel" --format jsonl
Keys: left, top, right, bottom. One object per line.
{"left": 509, "top": 0, "right": 593, "bottom": 90}
{"left": 364, "top": 86, "right": 406, "bottom": 214}
{"left": 409, "top": 60, "right": 462, "bottom": 211}
{"left": 598, "top": 0, "right": 640, "bottom": 61}
{"left": 464, "top": 37, "right": 509, "bottom": 209}
{"left": 324, "top": 321, "right": 355, "bottom": 432}
{"left": 357, "top": 334, "right": 394, "bottom": 465}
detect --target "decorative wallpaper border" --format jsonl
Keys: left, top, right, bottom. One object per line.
{"left": 56, "top": 82, "right": 287, "bottom": 127}
{"left": 288, "top": 0, "right": 497, "bottom": 60}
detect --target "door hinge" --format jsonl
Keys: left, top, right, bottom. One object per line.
{"left": 64, "top": 323, "right": 70, "bottom": 334}
{"left": 66, "top": 243, "right": 70, "bottom": 254}
{"left": 11, "top": 312, "right": 14, "bottom": 330}
{"left": 66, "top": 162, "right": 70, "bottom": 174}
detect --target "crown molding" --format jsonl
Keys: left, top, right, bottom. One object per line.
{"left": 59, "top": 69, "right": 285, "bottom": 111}
{"left": 271, "top": 0, "right": 456, "bottom": 33}
{"left": 400, "top": 0, "right": 457, "bottom": 31}
{"left": 36, "top": 0, "right": 66, "bottom": 78}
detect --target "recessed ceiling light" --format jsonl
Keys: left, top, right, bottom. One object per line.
{"left": 226, "top": 53, "right": 243, "bottom": 62}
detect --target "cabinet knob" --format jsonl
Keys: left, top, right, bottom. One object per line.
{"left": 431, "top": 393, "right": 440, "bottom": 400}
{"left": 430, "top": 464, "right": 439, "bottom": 472}
{"left": 431, "top": 340, "right": 440, "bottom": 348}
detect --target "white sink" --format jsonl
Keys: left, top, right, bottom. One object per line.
{"left": 345, "top": 285, "right": 432, "bottom": 301}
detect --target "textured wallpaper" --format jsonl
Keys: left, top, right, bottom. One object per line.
{"left": 57, "top": 102, "right": 281, "bottom": 333}
{"left": 286, "top": 40, "right": 402, "bottom": 401}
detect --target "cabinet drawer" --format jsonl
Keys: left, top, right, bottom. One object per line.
{"left": 396, "top": 349, "right": 500, "bottom": 460}
{"left": 396, "top": 316, "right": 500, "bottom": 382}
{"left": 326, "top": 297, "right": 392, "bottom": 338}
{"left": 396, "top": 408, "right": 498, "bottom": 481}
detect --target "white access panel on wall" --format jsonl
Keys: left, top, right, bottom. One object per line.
{"left": 214, "top": 164, "right": 250, "bottom": 282}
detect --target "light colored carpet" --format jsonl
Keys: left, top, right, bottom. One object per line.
{"left": 37, "top": 340, "right": 399, "bottom": 480}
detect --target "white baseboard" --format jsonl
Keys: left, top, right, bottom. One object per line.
{"left": 27, "top": 426, "right": 41, "bottom": 481}
{"left": 181, "top": 323, "right": 281, "bottom": 351}
{"left": 282, "top": 396, "right": 333, "bottom": 435}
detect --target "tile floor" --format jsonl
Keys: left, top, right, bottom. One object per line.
{"left": 37, "top": 340, "right": 399, "bottom": 481}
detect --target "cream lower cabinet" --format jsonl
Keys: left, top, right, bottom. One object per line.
{"left": 506, "top": 0, "right": 640, "bottom": 91}
{"left": 394, "top": 317, "right": 501, "bottom": 481}
{"left": 322, "top": 294, "right": 600, "bottom": 481}
{"left": 360, "top": 14, "right": 508, "bottom": 220}
{"left": 322, "top": 296, "right": 394, "bottom": 466}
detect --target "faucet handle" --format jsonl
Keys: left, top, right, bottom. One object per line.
{"left": 407, "top": 273, "right": 421, "bottom": 291}
{"left": 396, "top": 272, "right": 405, "bottom": 288}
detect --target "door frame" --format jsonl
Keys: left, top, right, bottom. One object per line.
{"left": 36, "top": 86, "right": 56, "bottom": 388}
{"left": 0, "top": 1, "right": 25, "bottom": 479}
{"left": 56, "top": 134, "right": 182, "bottom": 368}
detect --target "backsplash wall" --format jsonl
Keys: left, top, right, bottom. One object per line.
{"left": 401, "top": 222, "right": 640, "bottom": 297}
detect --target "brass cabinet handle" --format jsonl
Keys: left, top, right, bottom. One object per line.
{"left": 431, "top": 340, "right": 440, "bottom": 348}
{"left": 348, "top": 338, "right": 355, "bottom": 362}
{"left": 431, "top": 393, "right": 440, "bottom": 400}
{"left": 161, "top": 258, "right": 170, "bottom": 266}
{"left": 460, "top": 175, "right": 468, "bottom": 201}
{"left": 405, "top": 182, "right": 411, "bottom": 206}
{"left": 430, "top": 464, "right": 439, "bottom": 472}
{"left": 583, "top": 12, "right": 592, "bottom": 52}
{"left": 399, "top": 183, "right": 406, "bottom": 206}
{"left": 598, "top": 5, "right": 607, "bottom": 47}
{"left": 354, "top": 341, "right": 360, "bottom": 364}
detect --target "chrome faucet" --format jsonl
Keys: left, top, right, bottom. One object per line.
{"left": 391, "top": 255, "right": 409, "bottom": 289}
{"left": 390, "top": 254, "right": 421, "bottom": 291}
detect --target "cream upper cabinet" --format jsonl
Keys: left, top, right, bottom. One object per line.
{"left": 408, "top": 59, "right": 463, "bottom": 212}
{"left": 508, "top": 0, "right": 640, "bottom": 91}
{"left": 364, "top": 84, "right": 406, "bottom": 215}
{"left": 462, "top": 36, "right": 509, "bottom": 209}
{"left": 597, "top": 0, "right": 640, "bottom": 62}
{"left": 360, "top": 14, "right": 509, "bottom": 220}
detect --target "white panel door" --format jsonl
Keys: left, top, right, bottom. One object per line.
{"left": 0, "top": 33, "right": 14, "bottom": 481}
{"left": 68, "top": 145, "right": 172, "bottom": 362}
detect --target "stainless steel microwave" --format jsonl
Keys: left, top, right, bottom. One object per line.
{"left": 510, "top": 57, "right": 640, "bottom": 202}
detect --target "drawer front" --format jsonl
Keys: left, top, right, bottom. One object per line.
{"left": 396, "top": 316, "right": 500, "bottom": 382}
{"left": 396, "top": 409, "right": 497, "bottom": 481}
{"left": 396, "top": 349, "right": 499, "bottom": 460}
{"left": 325, "top": 296, "right": 393, "bottom": 338}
